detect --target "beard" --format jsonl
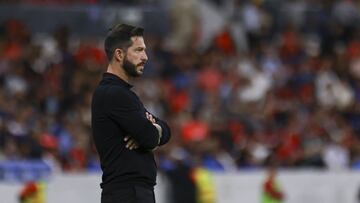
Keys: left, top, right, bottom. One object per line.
{"left": 122, "top": 55, "right": 142, "bottom": 78}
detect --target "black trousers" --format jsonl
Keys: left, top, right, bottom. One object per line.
{"left": 101, "top": 185, "right": 155, "bottom": 203}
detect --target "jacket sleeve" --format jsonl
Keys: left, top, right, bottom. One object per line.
{"left": 106, "top": 87, "right": 160, "bottom": 150}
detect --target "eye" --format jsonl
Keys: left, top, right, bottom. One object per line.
{"left": 135, "top": 47, "right": 145, "bottom": 52}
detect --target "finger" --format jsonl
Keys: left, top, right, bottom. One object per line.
{"left": 127, "top": 139, "right": 140, "bottom": 150}
{"left": 128, "top": 138, "right": 139, "bottom": 149}
{"left": 124, "top": 136, "right": 130, "bottom": 141}
{"left": 147, "top": 113, "right": 156, "bottom": 123}
{"left": 126, "top": 139, "right": 134, "bottom": 148}
{"left": 146, "top": 112, "right": 152, "bottom": 120}
{"left": 133, "top": 142, "right": 139, "bottom": 149}
{"left": 147, "top": 114, "right": 154, "bottom": 123}
{"left": 131, "top": 143, "right": 139, "bottom": 150}
{"left": 129, "top": 141, "right": 137, "bottom": 149}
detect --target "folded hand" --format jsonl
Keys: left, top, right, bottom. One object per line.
{"left": 124, "top": 136, "right": 139, "bottom": 150}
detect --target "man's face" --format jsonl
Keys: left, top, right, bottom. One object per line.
{"left": 122, "top": 36, "right": 148, "bottom": 77}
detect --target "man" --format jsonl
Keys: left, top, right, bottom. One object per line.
{"left": 91, "top": 23, "right": 171, "bottom": 203}
{"left": 261, "top": 165, "right": 284, "bottom": 203}
{"left": 18, "top": 181, "right": 46, "bottom": 203}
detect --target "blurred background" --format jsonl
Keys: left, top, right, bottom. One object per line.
{"left": 1, "top": 0, "right": 360, "bottom": 202}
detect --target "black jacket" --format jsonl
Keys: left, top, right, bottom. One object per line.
{"left": 91, "top": 72, "right": 171, "bottom": 191}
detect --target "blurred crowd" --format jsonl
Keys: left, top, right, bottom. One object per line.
{"left": 1, "top": 0, "right": 360, "bottom": 179}
{"left": 0, "top": 0, "right": 162, "bottom": 4}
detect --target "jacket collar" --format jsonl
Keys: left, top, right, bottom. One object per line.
{"left": 102, "top": 72, "right": 133, "bottom": 89}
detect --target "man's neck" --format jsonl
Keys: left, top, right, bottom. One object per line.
{"left": 106, "top": 63, "right": 130, "bottom": 83}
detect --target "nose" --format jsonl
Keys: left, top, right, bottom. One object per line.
{"left": 141, "top": 51, "right": 148, "bottom": 63}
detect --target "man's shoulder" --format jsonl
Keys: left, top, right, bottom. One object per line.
{"left": 98, "top": 83, "right": 136, "bottom": 101}
{"left": 97, "top": 81, "right": 129, "bottom": 93}
{"left": 93, "top": 84, "right": 137, "bottom": 110}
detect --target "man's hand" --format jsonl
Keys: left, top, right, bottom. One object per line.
{"left": 146, "top": 112, "right": 156, "bottom": 123}
{"left": 124, "top": 136, "right": 139, "bottom": 150}
{"left": 124, "top": 113, "right": 160, "bottom": 150}
{"left": 146, "top": 112, "right": 162, "bottom": 146}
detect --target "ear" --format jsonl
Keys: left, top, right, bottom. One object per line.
{"left": 114, "top": 48, "right": 124, "bottom": 62}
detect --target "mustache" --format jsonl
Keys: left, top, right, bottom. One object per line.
{"left": 137, "top": 62, "right": 146, "bottom": 66}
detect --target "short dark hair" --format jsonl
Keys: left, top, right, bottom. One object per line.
{"left": 104, "top": 23, "right": 144, "bottom": 61}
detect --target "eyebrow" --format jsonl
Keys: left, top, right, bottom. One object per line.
{"left": 135, "top": 46, "right": 146, "bottom": 50}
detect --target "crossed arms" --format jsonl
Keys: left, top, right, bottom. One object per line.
{"left": 107, "top": 86, "right": 171, "bottom": 150}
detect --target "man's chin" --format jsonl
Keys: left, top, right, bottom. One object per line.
{"left": 131, "top": 70, "right": 143, "bottom": 77}
{"left": 126, "top": 70, "right": 142, "bottom": 78}
{"left": 137, "top": 67, "right": 144, "bottom": 74}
